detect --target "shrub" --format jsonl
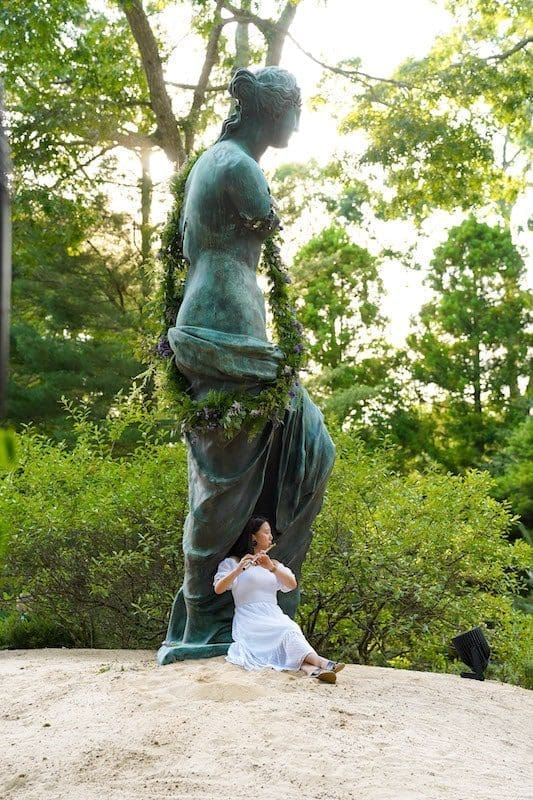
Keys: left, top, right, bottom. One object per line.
{"left": 297, "top": 432, "right": 532, "bottom": 687}
{"left": 1, "top": 406, "right": 530, "bottom": 687}
{"left": 0, "top": 612, "right": 74, "bottom": 649}
{"left": 0, "top": 400, "right": 187, "bottom": 648}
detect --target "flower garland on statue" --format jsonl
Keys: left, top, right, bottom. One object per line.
{"left": 156, "top": 152, "right": 305, "bottom": 437}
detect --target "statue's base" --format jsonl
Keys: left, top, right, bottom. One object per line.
{"left": 157, "top": 641, "right": 230, "bottom": 665}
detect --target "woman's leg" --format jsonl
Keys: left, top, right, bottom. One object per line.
{"left": 300, "top": 651, "right": 332, "bottom": 672}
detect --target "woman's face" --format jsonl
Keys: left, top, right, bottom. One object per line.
{"left": 253, "top": 521, "right": 273, "bottom": 551}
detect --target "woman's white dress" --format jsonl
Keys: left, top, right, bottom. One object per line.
{"left": 214, "top": 557, "right": 315, "bottom": 671}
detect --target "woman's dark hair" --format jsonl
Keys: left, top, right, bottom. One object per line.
{"left": 228, "top": 516, "right": 270, "bottom": 559}
{"left": 218, "top": 67, "right": 301, "bottom": 142}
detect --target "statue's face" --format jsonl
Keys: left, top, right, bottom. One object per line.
{"left": 269, "top": 104, "right": 300, "bottom": 149}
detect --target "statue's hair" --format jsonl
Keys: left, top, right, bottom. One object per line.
{"left": 218, "top": 67, "right": 301, "bottom": 142}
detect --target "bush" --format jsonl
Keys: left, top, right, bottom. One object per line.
{"left": 0, "top": 612, "right": 74, "bottom": 649}
{"left": 1, "top": 405, "right": 530, "bottom": 687}
{"left": 297, "top": 432, "right": 532, "bottom": 687}
{"left": 0, "top": 399, "right": 187, "bottom": 648}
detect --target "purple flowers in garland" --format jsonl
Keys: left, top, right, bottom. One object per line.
{"left": 156, "top": 335, "right": 173, "bottom": 359}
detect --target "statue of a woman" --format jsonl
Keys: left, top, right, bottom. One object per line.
{"left": 158, "top": 67, "right": 335, "bottom": 665}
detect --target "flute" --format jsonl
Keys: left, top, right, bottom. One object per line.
{"left": 242, "top": 542, "right": 276, "bottom": 569}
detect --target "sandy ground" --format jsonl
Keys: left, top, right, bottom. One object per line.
{"left": 0, "top": 649, "right": 531, "bottom": 800}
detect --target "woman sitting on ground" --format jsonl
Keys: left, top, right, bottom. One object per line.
{"left": 214, "top": 516, "right": 344, "bottom": 684}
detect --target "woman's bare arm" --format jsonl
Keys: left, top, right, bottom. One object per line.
{"left": 254, "top": 553, "right": 297, "bottom": 590}
{"left": 214, "top": 555, "right": 254, "bottom": 594}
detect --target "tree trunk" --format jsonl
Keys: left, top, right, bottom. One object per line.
{"left": 120, "top": 0, "right": 185, "bottom": 166}
{"left": 265, "top": 1, "right": 298, "bottom": 65}
{"left": 0, "top": 89, "right": 11, "bottom": 421}
{"left": 234, "top": 0, "right": 251, "bottom": 69}
{"left": 184, "top": 0, "right": 225, "bottom": 154}
{"left": 473, "top": 340, "right": 482, "bottom": 416}
{"left": 139, "top": 147, "right": 153, "bottom": 304}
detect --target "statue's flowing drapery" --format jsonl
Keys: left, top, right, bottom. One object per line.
{"left": 157, "top": 324, "right": 335, "bottom": 664}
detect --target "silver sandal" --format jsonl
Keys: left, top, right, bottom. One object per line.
{"left": 310, "top": 668, "right": 337, "bottom": 684}
{"left": 326, "top": 660, "right": 345, "bottom": 673}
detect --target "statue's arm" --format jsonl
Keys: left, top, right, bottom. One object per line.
{"left": 224, "top": 158, "right": 280, "bottom": 236}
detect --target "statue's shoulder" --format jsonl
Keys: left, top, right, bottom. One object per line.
{"left": 186, "top": 142, "right": 269, "bottom": 217}
{"left": 202, "top": 140, "right": 264, "bottom": 184}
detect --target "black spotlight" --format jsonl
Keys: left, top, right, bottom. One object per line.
{"left": 452, "top": 626, "right": 491, "bottom": 681}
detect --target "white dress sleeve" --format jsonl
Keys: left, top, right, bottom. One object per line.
{"left": 275, "top": 563, "right": 296, "bottom": 593}
{"left": 213, "top": 557, "right": 238, "bottom": 590}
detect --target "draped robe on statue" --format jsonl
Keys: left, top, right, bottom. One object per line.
{"left": 157, "top": 140, "right": 335, "bottom": 665}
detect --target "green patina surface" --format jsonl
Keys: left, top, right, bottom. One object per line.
{"left": 157, "top": 68, "right": 334, "bottom": 665}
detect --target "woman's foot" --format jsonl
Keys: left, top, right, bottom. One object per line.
{"left": 326, "top": 660, "right": 345, "bottom": 674}
{"left": 309, "top": 668, "right": 337, "bottom": 684}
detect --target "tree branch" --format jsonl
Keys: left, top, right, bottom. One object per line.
{"left": 221, "top": 0, "right": 299, "bottom": 65}
{"left": 184, "top": 0, "right": 225, "bottom": 153}
{"left": 110, "top": 130, "right": 158, "bottom": 151}
{"left": 221, "top": 1, "right": 272, "bottom": 38}
{"left": 285, "top": 32, "right": 414, "bottom": 88}
{"left": 234, "top": 0, "right": 251, "bottom": 70}
{"left": 49, "top": 145, "right": 116, "bottom": 190}
{"left": 166, "top": 81, "right": 227, "bottom": 93}
{"left": 119, "top": 0, "right": 185, "bottom": 165}
{"left": 266, "top": 1, "right": 299, "bottom": 66}
{"left": 487, "top": 35, "right": 533, "bottom": 62}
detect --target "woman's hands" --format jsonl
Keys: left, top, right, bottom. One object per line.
{"left": 238, "top": 554, "right": 256, "bottom": 572}
{"left": 214, "top": 556, "right": 253, "bottom": 594}
{"left": 238, "top": 552, "right": 274, "bottom": 571}
{"left": 253, "top": 551, "right": 276, "bottom": 571}
{"left": 215, "top": 552, "right": 297, "bottom": 594}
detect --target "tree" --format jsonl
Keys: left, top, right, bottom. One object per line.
{"left": 490, "top": 417, "right": 533, "bottom": 532}
{"left": 292, "top": 225, "right": 383, "bottom": 369}
{"left": 1, "top": 1, "right": 302, "bottom": 177}
{"left": 291, "top": 225, "right": 416, "bottom": 450}
{"left": 0, "top": 2, "right": 304, "bottom": 430}
{"left": 332, "top": 0, "right": 532, "bottom": 221}
{"left": 407, "top": 216, "right": 531, "bottom": 469}
{"left": 8, "top": 189, "right": 141, "bottom": 432}
{"left": 290, "top": 225, "right": 437, "bottom": 462}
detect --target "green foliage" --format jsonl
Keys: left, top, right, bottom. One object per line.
{"left": 290, "top": 226, "right": 430, "bottom": 458}
{"left": 298, "top": 431, "right": 532, "bottom": 687}
{"left": 0, "top": 0, "right": 150, "bottom": 185}
{"left": 0, "top": 612, "right": 74, "bottom": 650}
{"left": 0, "top": 430, "right": 17, "bottom": 559}
{"left": 0, "top": 397, "right": 187, "bottom": 648}
{"left": 292, "top": 225, "right": 383, "bottom": 369}
{"left": 491, "top": 418, "right": 533, "bottom": 530}
{"left": 8, "top": 188, "right": 142, "bottom": 433}
{"left": 339, "top": 0, "right": 531, "bottom": 220}
{"left": 0, "top": 429, "right": 16, "bottom": 470}
{"left": 1, "top": 398, "right": 530, "bottom": 686}
{"left": 488, "top": 417, "right": 533, "bottom": 617}
{"left": 270, "top": 159, "right": 371, "bottom": 227}
{"left": 407, "top": 217, "right": 531, "bottom": 469}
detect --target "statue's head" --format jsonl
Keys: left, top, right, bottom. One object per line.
{"left": 218, "top": 67, "right": 301, "bottom": 148}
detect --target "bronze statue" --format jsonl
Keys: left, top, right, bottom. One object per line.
{"left": 158, "top": 68, "right": 335, "bottom": 665}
